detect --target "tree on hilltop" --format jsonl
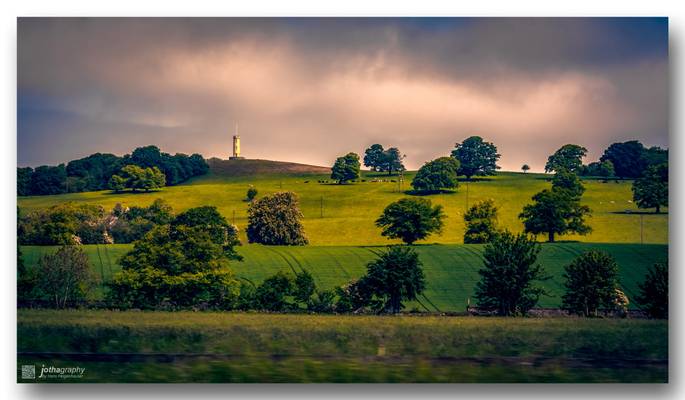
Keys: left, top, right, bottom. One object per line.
{"left": 451, "top": 136, "right": 500, "bottom": 180}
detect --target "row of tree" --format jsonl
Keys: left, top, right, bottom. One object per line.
{"left": 17, "top": 145, "right": 209, "bottom": 196}
{"left": 18, "top": 231, "right": 667, "bottom": 319}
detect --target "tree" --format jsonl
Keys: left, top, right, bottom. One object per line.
{"left": 375, "top": 198, "right": 445, "bottom": 244}
{"left": 108, "top": 174, "right": 127, "bottom": 193}
{"left": 380, "top": 147, "right": 405, "bottom": 176}
{"left": 519, "top": 189, "right": 591, "bottom": 242}
{"left": 172, "top": 206, "right": 241, "bottom": 259}
{"left": 363, "top": 246, "right": 426, "bottom": 313}
{"left": 17, "top": 167, "right": 33, "bottom": 196}
{"left": 107, "top": 224, "right": 240, "bottom": 310}
{"left": 632, "top": 163, "right": 668, "bottom": 213}
{"left": 293, "top": 269, "right": 316, "bottom": 305}
{"left": 600, "top": 140, "right": 647, "bottom": 179}
{"left": 583, "top": 160, "right": 615, "bottom": 181}
{"left": 451, "top": 136, "right": 501, "bottom": 180}
{"left": 411, "top": 157, "right": 460, "bottom": 193}
{"left": 363, "top": 144, "right": 385, "bottom": 172}
{"left": 463, "top": 199, "right": 499, "bottom": 244}
{"left": 34, "top": 246, "right": 98, "bottom": 308}
{"left": 246, "top": 191, "right": 308, "bottom": 245}
{"left": 254, "top": 271, "right": 295, "bottom": 311}
{"left": 636, "top": 263, "right": 668, "bottom": 319}
{"left": 331, "top": 152, "right": 361, "bottom": 184}
{"left": 29, "top": 165, "right": 67, "bottom": 195}
{"left": 474, "top": 231, "right": 548, "bottom": 316}
{"left": 246, "top": 186, "right": 258, "bottom": 202}
{"left": 551, "top": 169, "right": 586, "bottom": 198}
{"left": 521, "top": 164, "right": 530, "bottom": 174}
{"left": 561, "top": 251, "right": 620, "bottom": 317}
{"left": 545, "top": 144, "right": 587, "bottom": 173}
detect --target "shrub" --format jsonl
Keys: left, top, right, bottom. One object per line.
{"left": 561, "top": 250, "right": 620, "bottom": 317}
{"left": 411, "top": 157, "right": 460, "bottom": 193}
{"left": 254, "top": 271, "right": 295, "bottom": 311}
{"left": 246, "top": 186, "right": 258, "bottom": 202}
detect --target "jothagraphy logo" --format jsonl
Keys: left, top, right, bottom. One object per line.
{"left": 36, "top": 364, "right": 86, "bottom": 379}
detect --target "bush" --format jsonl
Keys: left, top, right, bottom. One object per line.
{"left": 246, "top": 192, "right": 308, "bottom": 245}
{"left": 636, "top": 263, "right": 668, "bottom": 319}
{"left": 335, "top": 279, "right": 374, "bottom": 313}
{"left": 561, "top": 250, "right": 620, "bottom": 317}
{"left": 246, "top": 186, "right": 258, "bottom": 202}
{"left": 474, "top": 230, "right": 548, "bottom": 316}
{"left": 254, "top": 271, "right": 295, "bottom": 311}
{"left": 19, "top": 203, "right": 110, "bottom": 245}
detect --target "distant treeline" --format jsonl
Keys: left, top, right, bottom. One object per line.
{"left": 17, "top": 145, "right": 209, "bottom": 196}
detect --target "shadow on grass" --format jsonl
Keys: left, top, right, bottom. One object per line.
{"left": 101, "top": 190, "right": 164, "bottom": 196}
{"left": 457, "top": 177, "right": 494, "bottom": 182}
{"left": 611, "top": 210, "right": 667, "bottom": 215}
{"left": 404, "top": 189, "right": 457, "bottom": 196}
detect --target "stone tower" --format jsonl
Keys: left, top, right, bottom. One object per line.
{"left": 229, "top": 124, "right": 244, "bottom": 160}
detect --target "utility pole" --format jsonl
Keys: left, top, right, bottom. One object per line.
{"left": 233, "top": 210, "right": 236, "bottom": 225}
{"left": 320, "top": 195, "right": 324, "bottom": 218}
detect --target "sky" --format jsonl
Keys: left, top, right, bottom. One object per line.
{"left": 17, "top": 17, "right": 668, "bottom": 171}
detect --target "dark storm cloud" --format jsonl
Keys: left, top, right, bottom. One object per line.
{"left": 18, "top": 17, "right": 668, "bottom": 171}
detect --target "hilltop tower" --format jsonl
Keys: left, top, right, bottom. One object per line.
{"left": 229, "top": 123, "right": 244, "bottom": 160}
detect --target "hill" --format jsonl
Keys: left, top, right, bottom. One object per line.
{"left": 17, "top": 170, "right": 668, "bottom": 245}
{"left": 21, "top": 242, "right": 667, "bottom": 311}
{"left": 206, "top": 158, "right": 330, "bottom": 177}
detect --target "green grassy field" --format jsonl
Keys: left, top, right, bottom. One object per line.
{"left": 21, "top": 242, "right": 667, "bottom": 310}
{"left": 17, "top": 310, "right": 668, "bottom": 383}
{"left": 17, "top": 166, "right": 668, "bottom": 245}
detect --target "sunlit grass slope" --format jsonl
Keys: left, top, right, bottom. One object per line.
{"left": 17, "top": 160, "right": 668, "bottom": 245}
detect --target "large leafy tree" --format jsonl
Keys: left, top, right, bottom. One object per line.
{"left": 463, "top": 199, "right": 499, "bottom": 244}
{"left": 246, "top": 191, "right": 308, "bottom": 245}
{"left": 331, "top": 152, "right": 361, "bottom": 184}
{"left": 451, "top": 136, "right": 500, "bottom": 180}
{"left": 107, "top": 224, "right": 240, "bottom": 310}
{"left": 474, "top": 231, "right": 548, "bottom": 316}
{"left": 551, "top": 169, "right": 586, "bottom": 198}
{"left": 17, "top": 167, "right": 33, "bottom": 196}
{"left": 636, "top": 263, "right": 668, "bottom": 319}
{"left": 375, "top": 198, "right": 445, "bottom": 244}
{"left": 600, "top": 140, "right": 648, "bottom": 179}
{"left": 33, "top": 245, "right": 98, "bottom": 308}
{"left": 172, "top": 206, "right": 241, "bottom": 259}
{"left": 29, "top": 165, "right": 67, "bottom": 195}
{"left": 561, "top": 250, "right": 620, "bottom": 317}
{"left": 363, "top": 246, "right": 426, "bottom": 313}
{"left": 545, "top": 144, "right": 587, "bottom": 173}
{"left": 519, "top": 189, "right": 591, "bottom": 242}
{"left": 363, "top": 144, "right": 385, "bottom": 172}
{"left": 380, "top": 147, "right": 405, "bottom": 176}
{"left": 632, "top": 163, "right": 668, "bottom": 213}
{"left": 411, "top": 157, "right": 460, "bottom": 193}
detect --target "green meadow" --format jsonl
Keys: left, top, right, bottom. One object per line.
{"left": 21, "top": 242, "right": 667, "bottom": 310}
{"left": 17, "top": 167, "right": 668, "bottom": 246}
{"left": 17, "top": 310, "right": 667, "bottom": 383}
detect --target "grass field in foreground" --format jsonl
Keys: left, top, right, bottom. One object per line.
{"left": 21, "top": 243, "right": 667, "bottom": 310}
{"left": 17, "top": 310, "right": 668, "bottom": 383}
{"left": 17, "top": 169, "right": 668, "bottom": 245}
